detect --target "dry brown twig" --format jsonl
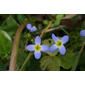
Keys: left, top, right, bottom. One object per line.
{"left": 36, "top": 25, "right": 65, "bottom": 34}
{"left": 9, "top": 19, "right": 29, "bottom": 71}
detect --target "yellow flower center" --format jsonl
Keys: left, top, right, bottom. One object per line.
{"left": 56, "top": 40, "right": 62, "bottom": 47}
{"left": 34, "top": 44, "right": 41, "bottom": 51}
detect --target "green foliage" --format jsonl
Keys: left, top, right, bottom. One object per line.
{"left": 54, "top": 14, "right": 64, "bottom": 26}
{"left": 0, "top": 30, "right": 12, "bottom": 59}
{"left": 71, "top": 15, "right": 79, "bottom": 21}
{"left": 79, "top": 50, "right": 85, "bottom": 71}
{"left": 40, "top": 56, "right": 61, "bottom": 71}
{"left": 60, "top": 49, "right": 77, "bottom": 69}
{"left": 43, "top": 20, "right": 49, "bottom": 25}
{"left": 0, "top": 16, "right": 19, "bottom": 32}
{"left": 17, "top": 14, "right": 26, "bottom": 24}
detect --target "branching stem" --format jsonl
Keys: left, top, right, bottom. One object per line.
{"left": 20, "top": 21, "right": 52, "bottom": 71}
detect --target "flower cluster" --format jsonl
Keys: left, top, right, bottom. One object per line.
{"left": 26, "top": 24, "right": 85, "bottom": 59}
{"left": 26, "top": 24, "right": 37, "bottom": 32}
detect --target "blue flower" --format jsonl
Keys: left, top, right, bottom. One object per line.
{"left": 50, "top": 33, "right": 69, "bottom": 55}
{"left": 26, "top": 24, "right": 37, "bottom": 32}
{"left": 80, "top": 30, "right": 85, "bottom": 36}
{"left": 26, "top": 36, "right": 49, "bottom": 59}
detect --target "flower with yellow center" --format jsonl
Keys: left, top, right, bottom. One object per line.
{"left": 50, "top": 34, "right": 69, "bottom": 55}
{"left": 26, "top": 36, "right": 49, "bottom": 59}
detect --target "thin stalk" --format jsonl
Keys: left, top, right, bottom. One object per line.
{"left": 61, "top": 27, "right": 69, "bottom": 35}
{"left": 20, "top": 21, "right": 52, "bottom": 71}
{"left": 20, "top": 52, "right": 33, "bottom": 71}
{"left": 71, "top": 42, "right": 85, "bottom": 71}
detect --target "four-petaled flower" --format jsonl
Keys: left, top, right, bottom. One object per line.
{"left": 26, "top": 36, "right": 49, "bottom": 59}
{"left": 26, "top": 24, "right": 37, "bottom": 32}
{"left": 80, "top": 30, "right": 85, "bottom": 36}
{"left": 50, "top": 34, "right": 69, "bottom": 55}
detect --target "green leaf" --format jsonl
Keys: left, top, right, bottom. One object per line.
{"left": 71, "top": 15, "right": 79, "bottom": 21}
{"left": 17, "top": 14, "right": 26, "bottom": 24}
{"left": 0, "top": 16, "right": 19, "bottom": 32}
{"left": 40, "top": 56, "right": 61, "bottom": 71}
{"left": 60, "top": 49, "right": 77, "bottom": 69}
{"left": 0, "top": 30, "right": 12, "bottom": 59}
{"left": 54, "top": 14, "right": 64, "bottom": 26}
{"left": 43, "top": 20, "right": 49, "bottom": 25}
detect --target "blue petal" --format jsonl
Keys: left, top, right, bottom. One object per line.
{"left": 80, "top": 30, "right": 85, "bottom": 36}
{"left": 59, "top": 45, "right": 66, "bottom": 55}
{"left": 35, "top": 36, "right": 41, "bottom": 44}
{"left": 26, "top": 24, "right": 32, "bottom": 30}
{"left": 34, "top": 51, "right": 41, "bottom": 59}
{"left": 50, "top": 44, "right": 58, "bottom": 52}
{"left": 25, "top": 45, "right": 35, "bottom": 51}
{"left": 52, "top": 33, "right": 59, "bottom": 43}
{"left": 41, "top": 45, "right": 49, "bottom": 51}
{"left": 30, "top": 26, "right": 37, "bottom": 32}
{"left": 61, "top": 35, "right": 69, "bottom": 44}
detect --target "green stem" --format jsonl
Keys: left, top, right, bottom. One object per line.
{"left": 71, "top": 42, "right": 85, "bottom": 71}
{"left": 20, "top": 53, "right": 33, "bottom": 71}
{"left": 61, "top": 27, "right": 69, "bottom": 35}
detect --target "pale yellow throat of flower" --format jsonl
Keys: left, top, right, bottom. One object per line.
{"left": 56, "top": 40, "right": 63, "bottom": 47}
{"left": 34, "top": 44, "right": 41, "bottom": 51}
